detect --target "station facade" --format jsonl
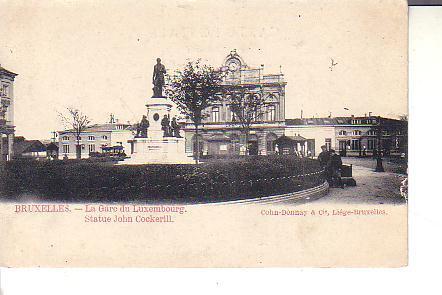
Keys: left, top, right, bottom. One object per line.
{"left": 183, "top": 50, "right": 287, "bottom": 156}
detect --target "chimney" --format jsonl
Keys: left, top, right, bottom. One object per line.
{"left": 301, "top": 110, "right": 303, "bottom": 119}
{"left": 368, "top": 111, "right": 372, "bottom": 117}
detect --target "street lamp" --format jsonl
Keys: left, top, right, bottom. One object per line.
{"left": 374, "top": 117, "right": 385, "bottom": 172}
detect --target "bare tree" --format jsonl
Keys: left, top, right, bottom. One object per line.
{"left": 225, "top": 87, "right": 266, "bottom": 155}
{"left": 165, "top": 59, "right": 225, "bottom": 163}
{"left": 59, "top": 107, "right": 91, "bottom": 159}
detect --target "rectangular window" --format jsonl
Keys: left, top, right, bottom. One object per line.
{"left": 212, "top": 106, "right": 220, "bottom": 122}
{"left": 368, "top": 139, "right": 375, "bottom": 150}
{"left": 230, "top": 109, "right": 236, "bottom": 122}
{"left": 219, "top": 144, "right": 228, "bottom": 151}
{"left": 351, "top": 139, "right": 360, "bottom": 150}
{"left": 1, "top": 85, "right": 9, "bottom": 97}
{"left": 325, "top": 138, "right": 331, "bottom": 151}
{"left": 62, "top": 144, "right": 70, "bottom": 154}
{"left": 268, "top": 105, "right": 276, "bottom": 121}
{"left": 88, "top": 144, "right": 95, "bottom": 153}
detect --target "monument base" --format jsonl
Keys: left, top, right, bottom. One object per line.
{"left": 119, "top": 137, "right": 194, "bottom": 165}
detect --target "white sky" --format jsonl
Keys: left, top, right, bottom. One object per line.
{"left": 0, "top": 0, "right": 407, "bottom": 140}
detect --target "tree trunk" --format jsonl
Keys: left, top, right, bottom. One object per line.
{"left": 195, "top": 124, "right": 200, "bottom": 164}
{"left": 76, "top": 140, "right": 81, "bottom": 159}
{"left": 244, "top": 129, "right": 249, "bottom": 155}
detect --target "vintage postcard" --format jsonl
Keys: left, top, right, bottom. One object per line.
{"left": 0, "top": 0, "right": 408, "bottom": 267}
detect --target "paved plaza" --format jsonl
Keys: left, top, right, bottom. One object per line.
{"left": 312, "top": 157, "right": 407, "bottom": 205}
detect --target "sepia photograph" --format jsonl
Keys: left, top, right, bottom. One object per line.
{"left": 0, "top": 0, "right": 408, "bottom": 267}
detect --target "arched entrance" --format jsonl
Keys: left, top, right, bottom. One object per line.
{"left": 248, "top": 134, "right": 259, "bottom": 155}
{"left": 266, "top": 132, "right": 278, "bottom": 155}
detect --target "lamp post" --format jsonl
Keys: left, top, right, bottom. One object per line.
{"left": 374, "top": 117, "right": 385, "bottom": 172}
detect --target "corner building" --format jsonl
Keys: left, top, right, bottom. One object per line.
{"left": 0, "top": 65, "right": 18, "bottom": 161}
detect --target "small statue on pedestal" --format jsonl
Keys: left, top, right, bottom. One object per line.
{"left": 161, "top": 115, "right": 171, "bottom": 137}
{"left": 171, "top": 117, "right": 182, "bottom": 138}
{"left": 136, "top": 115, "right": 149, "bottom": 138}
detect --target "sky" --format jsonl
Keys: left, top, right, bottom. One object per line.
{"left": 0, "top": 0, "right": 407, "bottom": 140}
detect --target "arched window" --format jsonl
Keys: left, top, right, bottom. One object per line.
{"left": 339, "top": 130, "right": 347, "bottom": 136}
{"left": 352, "top": 130, "right": 362, "bottom": 136}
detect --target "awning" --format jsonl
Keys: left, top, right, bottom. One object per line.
{"left": 275, "top": 135, "right": 307, "bottom": 143}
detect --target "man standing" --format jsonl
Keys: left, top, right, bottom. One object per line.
{"left": 318, "top": 145, "right": 330, "bottom": 169}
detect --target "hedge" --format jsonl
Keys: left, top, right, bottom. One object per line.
{"left": 0, "top": 156, "right": 324, "bottom": 203}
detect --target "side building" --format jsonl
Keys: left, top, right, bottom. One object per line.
{"left": 183, "top": 50, "right": 286, "bottom": 156}
{"left": 285, "top": 116, "right": 407, "bottom": 157}
{"left": 58, "top": 120, "right": 133, "bottom": 159}
{"left": 0, "top": 65, "right": 18, "bottom": 161}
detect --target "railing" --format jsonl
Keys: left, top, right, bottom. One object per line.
{"left": 223, "top": 71, "right": 284, "bottom": 85}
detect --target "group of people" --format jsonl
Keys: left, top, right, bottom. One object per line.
{"left": 318, "top": 145, "right": 344, "bottom": 188}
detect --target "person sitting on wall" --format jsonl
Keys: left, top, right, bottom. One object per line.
{"left": 326, "top": 149, "right": 344, "bottom": 188}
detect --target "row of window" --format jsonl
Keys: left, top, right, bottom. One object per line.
{"left": 351, "top": 119, "right": 377, "bottom": 125}
{"left": 61, "top": 135, "right": 108, "bottom": 141}
{"left": 62, "top": 144, "right": 97, "bottom": 154}
{"left": 211, "top": 105, "right": 276, "bottom": 122}
{"left": 338, "top": 130, "right": 377, "bottom": 136}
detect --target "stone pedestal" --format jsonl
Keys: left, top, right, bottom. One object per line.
{"left": 122, "top": 137, "right": 193, "bottom": 164}
{"left": 119, "top": 96, "right": 194, "bottom": 165}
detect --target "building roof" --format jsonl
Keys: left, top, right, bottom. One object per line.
{"left": 275, "top": 135, "right": 307, "bottom": 142}
{"left": 46, "top": 142, "right": 59, "bottom": 151}
{"left": 0, "top": 66, "right": 18, "bottom": 78}
{"left": 285, "top": 116, "right": 405, "bottom": 127}
{"left": 14, "top": 140, "right": 47, "bottom": 154}
{"left": 285, "top": 117, "right": 352, "bottom": 126}
{"left": 59, "top": 123, "right": 133, "bottom": 134}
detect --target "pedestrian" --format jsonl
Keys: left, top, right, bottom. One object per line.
{"left": 327, "top": 149, "right": 344, "bottom": 188}
{"left": 318, "top": 145, "right": 330, "bottom": 169}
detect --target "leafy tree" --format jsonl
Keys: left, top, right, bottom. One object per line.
{"left": 224, "top": 87, "right": 266, "bottom": 154}
{"left": 59, "top": 107, "right": 91, "bottom": 159}
{"left": 165, "top": 59, "right": 225, "bottom": 163}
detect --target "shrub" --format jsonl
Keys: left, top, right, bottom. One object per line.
{"left": 0, "top": 155, "right": 324, "bottom": 203}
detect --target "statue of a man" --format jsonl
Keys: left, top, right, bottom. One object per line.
{"left": 152, "top": 58, "right": 166, "bottom": 97}
{"left": 139, "top": 115, "right": 150, "bottom": 138}
{"left": 171, "top": 117, "right": 181, "bottom": 138}
{"left": 161, "top": 114, "right": 170, "bottom": 137}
